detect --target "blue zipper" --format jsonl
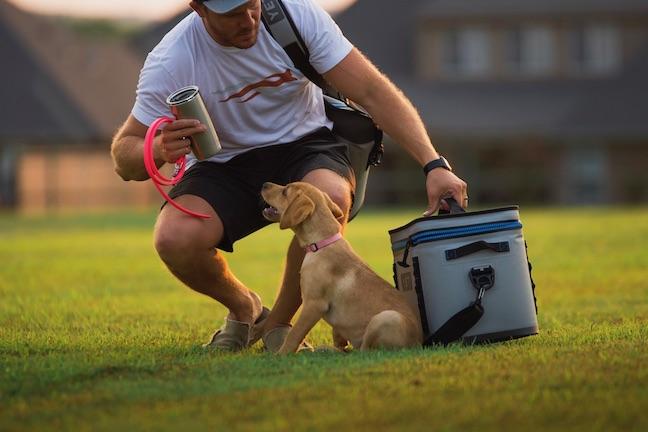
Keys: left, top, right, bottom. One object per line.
{"left": 392, "top": 220, "right": 522, "bottom": 252}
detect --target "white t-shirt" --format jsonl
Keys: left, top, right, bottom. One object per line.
{"left": 132, "top": 0, "right": 353, "bottom": 165}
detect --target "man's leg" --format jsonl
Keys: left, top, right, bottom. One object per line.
{"left": 153, "top": 194, "right": 263, "bottom": 325}
{"left": 261, "top": 168, "right": 352, "bottom": 331}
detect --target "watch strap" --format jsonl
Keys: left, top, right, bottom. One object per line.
{"left": 423, "top": 157, "right": 452, "bottom": 176}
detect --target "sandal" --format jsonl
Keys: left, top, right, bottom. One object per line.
{"left": 262, "top": 325, "right": 314, "bottom": 353}
{"left": 203, "top": 307, "right": 270, "bottom": 352}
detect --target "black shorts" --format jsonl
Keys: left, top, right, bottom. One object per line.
{"left": 166, "top": 127, "right": 354, "bottom": 252}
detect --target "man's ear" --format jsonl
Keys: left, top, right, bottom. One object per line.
{"left": 323, "top": 193, "right": 344, "bottom": 221}
{"left": 189, "top": 1, "right": 205, "bottom": 17}
{"left": 279, "top": 193, "right": 315, "bottom": 229}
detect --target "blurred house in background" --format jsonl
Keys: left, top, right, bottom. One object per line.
{"left": 337, "top": 0, "right": 648, "bottom": 206}
{"left": 0, "top": 0, "right": 157, "bottom": 213}
{"left": 1, "top": 0, "right": 647, "bottom": 213}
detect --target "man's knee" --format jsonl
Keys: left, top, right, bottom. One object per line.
{"left": 154, "top": 226, "right": 193, "bottom": 265}
{"left": 325, "top": 189, "right": 351, "bottom": 222}
{"left": 301, "top": 169, "right": 353, "bottom": 219}
{"left": 153, "top": 207, "right": 224, "bottom": 266}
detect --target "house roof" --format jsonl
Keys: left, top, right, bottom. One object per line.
{"left": 0, "top": 14, "right": 93, "bottom": 141}
{"left": 131, "top": 10, "right": 189, "bottom": 56}
{"left": 0, "top": 0, "right": 143, "bottom": 142}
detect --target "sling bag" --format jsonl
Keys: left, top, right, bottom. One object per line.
{"left": 260, "top": 0, "right": 384, "bottom": 220}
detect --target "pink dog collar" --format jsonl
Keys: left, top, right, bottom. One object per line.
{"left": 306, "top": 232, "right": 343, "bottom": 253}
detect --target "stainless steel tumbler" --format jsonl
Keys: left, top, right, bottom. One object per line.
{"left": 166, "top": 85, "right": 221, "bottom": 160}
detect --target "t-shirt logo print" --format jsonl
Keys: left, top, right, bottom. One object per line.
{"left": 220, "top": 69, "right": 298, "bottom": 103}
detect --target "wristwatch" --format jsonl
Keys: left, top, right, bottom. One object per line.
{"left": 423, "top": 156, "right": 452, "bottom": 176}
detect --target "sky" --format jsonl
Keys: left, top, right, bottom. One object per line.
{"left": 7, "top": 0, "right": 356, "bottom": 21}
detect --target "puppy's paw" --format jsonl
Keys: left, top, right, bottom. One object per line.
{"left": 314, "top": 345, "right": 350, "bottom": 354}
{"left": 334, "top": 341, "right": 350, "bottom": 351}
{"left": 332, "top": 329, "right": 349, "bottom": 351}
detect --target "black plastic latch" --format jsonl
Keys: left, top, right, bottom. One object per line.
{"left": 469, "top": 266, "right": 495, "bottom": 291}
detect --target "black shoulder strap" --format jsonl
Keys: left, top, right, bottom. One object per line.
{"left": 260, "top": 0, "right": 335, "bottom": 94}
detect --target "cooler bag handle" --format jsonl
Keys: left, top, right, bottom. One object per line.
{"left": 438, "top": 198, "right": 465, "bottom": 215}
{"left": 397, "top": 198, "right": 466, "bottom": 268}
{"left": 424, "top": 266, "right": 495, "bottom": 346}
{"left": 445, "top": 240, "right": 510, "bottom": 261}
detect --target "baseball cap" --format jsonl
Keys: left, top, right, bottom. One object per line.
{"left": 201, "top": 0, "right": 250, "bottom": 14}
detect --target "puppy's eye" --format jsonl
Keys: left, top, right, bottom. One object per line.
{"left": 282, "top": 189, "right": 287, "bottom": 196}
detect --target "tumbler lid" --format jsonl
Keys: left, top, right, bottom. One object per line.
{"left": 167, "top": 85, "right": 199, "bottom": 106}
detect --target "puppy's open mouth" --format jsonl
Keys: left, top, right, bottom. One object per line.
{"left": 262, "top": 204, "right": 280, "bottom": 222}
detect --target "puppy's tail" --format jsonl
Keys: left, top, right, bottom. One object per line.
{"left": 361, "top": 310, "right": 417, "bottom": 350}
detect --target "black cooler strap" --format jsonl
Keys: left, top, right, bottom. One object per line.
{"left": 425, "top": 303, "right": 484, "bottom": 345}
{"left": 424, "top": 265, "right": 495, "bottom": 346}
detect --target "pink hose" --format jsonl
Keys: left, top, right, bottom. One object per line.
{"left": 144, "top": 117, "right": 210, "bottom": 219}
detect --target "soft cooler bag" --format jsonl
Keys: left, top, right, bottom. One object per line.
{"left": 389, "top": 201, "right": 538, "bottom": 345}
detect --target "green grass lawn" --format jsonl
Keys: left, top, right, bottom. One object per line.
{"left": 1, "top": 207, "right": 647, "bottom": 431}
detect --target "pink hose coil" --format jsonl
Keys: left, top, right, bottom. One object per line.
{"left": 144, "top": 116, "right": 210, "bottom": 219}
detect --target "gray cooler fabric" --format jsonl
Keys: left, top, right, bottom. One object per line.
{"left": 390, "top": 207, "right": 538, "bottom": 344}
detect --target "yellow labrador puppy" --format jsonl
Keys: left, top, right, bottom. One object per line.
{"left": 261, "top": 182, "right": 422, "bottom": 354}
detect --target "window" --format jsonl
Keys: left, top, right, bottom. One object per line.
{"left": 562, "top": 146, "right": 608, "bottom": 204}
{"left": 440, "top": 27, "right": 492, "bottom": 78}
{"left": 568, "top": 24, "right": 621, "bottom": 75}
{"left": 504, "top": 25, "right": 555, "bottom": 76}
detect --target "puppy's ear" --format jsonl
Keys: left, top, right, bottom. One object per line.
{"left": 280, "top": 193, "right": 315, "bottom": 229}
{"left": 324, "top": 193, "right": 344, "bottom": 221}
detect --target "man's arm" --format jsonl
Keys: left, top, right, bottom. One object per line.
{"left": 111, "top": 114, "right": 206, "bottom": 181}
{"left": 322, "top": 48, "right": 468, "bottom": 214}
